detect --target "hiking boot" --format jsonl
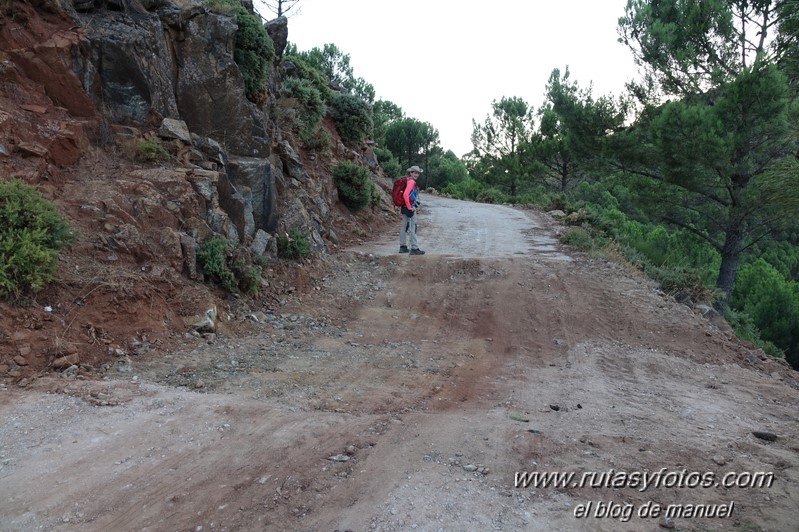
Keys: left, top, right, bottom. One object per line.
{"left": 409, "top": 248, "right": 425, "bottom": 255}
{"left": 399, "top": 245, "right": 409, "bottom": 253}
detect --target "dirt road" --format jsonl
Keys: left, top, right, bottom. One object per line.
{"left": 1, "top": 196, "right": 797, "bottom": 531}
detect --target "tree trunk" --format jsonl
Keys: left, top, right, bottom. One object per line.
{"left": 716, "top": 217, "right": 744, "bottom": 303}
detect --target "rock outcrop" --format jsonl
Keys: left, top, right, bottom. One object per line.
{"left": 0, "top": 0, "right": 396, "bottom": 385}
{"left": 0, "top": 0, "right": 390, "bottom": 266}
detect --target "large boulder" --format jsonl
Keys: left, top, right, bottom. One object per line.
{"left": 75, "top": 4, "right": 269, "bottom": 157}
{"left": 226, "top": 156, "right": 279, "bottom": 233}
{"left": 215, "top": 174, "right": 255, "bottom": 241}
{"left": 78, "top": 9, "right": 178, "bottom": 124}
{"left": 265, "top": 16, "right": 288, "bottom": 59}
{"left": 164, "top": 5, "right": 270, "bottom": 157}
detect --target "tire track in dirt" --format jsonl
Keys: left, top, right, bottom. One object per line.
{"left": 1, "top": 197, "right": 797, "bottom": 531}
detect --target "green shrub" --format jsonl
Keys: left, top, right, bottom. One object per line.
{"left": 732, "top": 258, "right": 799, "bottom": 368}
{"left": 278, "top": 230, "right": 311, "bottom": 259}
{"left": 0, "top": 178, "right": 75, "bottom": 299}
{"left": 197, "top": 237, "right": 237, "bottom": 293}
{"left": 441, "top": 177, "right": 485, "bottom": 200}
{"left": 138, "top": 138, "right": 169, "bottom": 162}
{"left": 197, "top": 237, "right": 265, "bottom": 295}
{"left": 299, "top": 127, "right": 332, "bottom": 153}
{"left": 512, "top": 190, "right": 548, "bottom": 206}
{"left": 547, "top": 192, "right": 569, "bottom": 211}
{"left": 281, "top": 54, "right": 334, "bottom": 101}
{"left": 724, "top": 307, "right": 786, "bottom": 360}
{"left": 644, "top": 263, "right": 716, "bottom": 302}
{"left": 332, "top": 160, "right": 374, "bottom": 212}
{"left": 559, "top": 226, "right": 593, "bottom": 251}
{"left": 231, "top": 254, "right": 261, "bottom": 296}
{"left": 373, "top": 146, "right": 393, "bottom": 162}
{"left": 380, "top": 157, "right": 402, "bottom": 180}
{"left": 204, "top": 0, "right": 274, "bottom": 102}
{"left": 370, "top": 183, "right": 383, "bottom": 208}
{"left": 374, "top": 147, "right": 402, "bottom": 179}
{"left": 475, "top": 187, "right": 508, "bottom": 204}
{"left": 329, "top": 93, "right": 373, "bottom": 146}
{"left": 281, "top": 78, "right": 326, "bottom": 135}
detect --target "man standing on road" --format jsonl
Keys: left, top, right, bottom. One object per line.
{"left": 399, "top": 166, "right": 425, "bottom": 255}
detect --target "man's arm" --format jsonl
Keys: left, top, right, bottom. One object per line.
{"left": 403, "top": 179, "right": 415, "bottom": 210}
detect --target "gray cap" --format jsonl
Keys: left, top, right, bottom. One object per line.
{"left": 406, "top": 165, "right": 423, "bottom": 174}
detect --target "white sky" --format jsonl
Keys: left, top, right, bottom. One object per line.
{"left": 258, "top": 0, "right": 640, "bottom": 157}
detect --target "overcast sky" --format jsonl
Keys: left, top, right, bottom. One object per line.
{"left": 257, "top": 0, "right": 640, "bottom": 157}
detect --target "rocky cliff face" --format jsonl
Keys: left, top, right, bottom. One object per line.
{"left": 0, "top": 0, "right": 392, "bottom": 384}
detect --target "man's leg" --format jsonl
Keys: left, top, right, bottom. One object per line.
{"left": 408, "top": 212, "right": 418, "bottom": 249}
{"left": 399, "top": 214, "right": 410, "bottom": 251}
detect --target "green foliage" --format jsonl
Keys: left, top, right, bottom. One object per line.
{"left": 441, "top": 177, "right": 485, "bottom": 201}
{"left": 749, "top": 239, "right": 799, "bottom": 281}
{"left": 281, "top": 53, "right": 334, "bottom": 101}
{"left": 724, "top": 307, "right": 786, "bottom": 361}
{"left": 332, "top": 160, "right": 374, "bottom": 212}
{"left": 559, "top": 227, "right": 593, "bottom": 251}
{"left": 470, "top": 96, "right": 536, "bottom": 197}
{"left": 613, "top": 0, "right": 799, "bottom": 300}
{"left": 455, "top": 0, "right": 798, "bottom": 370}
{"left": 542, "top": 191, "right": 569, "bottom": 211}
{"left": 138, "top": 138, "right": 169, "bottom": 162}
{"left": 197, "top": 237, "right": 237, "bottom": 293}
{"left": 204, "top": 0, "right": 274, "bottom": 102}
{"left": 230, "top": 255, "right": 262, "bottom": 296}
{"left": 373, "top": 146, "right": 393, "bottom": 164}
{"left": 544, "top": 67, "right": 628, "bottom": 162}
{"left": 529, "top": 69, "right": 626, "bottom": 194}
{"left": 384, "top": 117, "right": 439, "bottom": 170}
{"left": 294, "top": 43, "right": 375, "bottom": 103}
{"left": 281, "top": 77, "right": 326, "bottom": 142}
{"left": 370, "top": 183, "right": 382, "bottom": 208}
{"left": 618, "top": 0, "right": 791, "bottom": 96}
{"left": 642, "top": 262, "right": 718, "bottom": 303}
{"left": 278, "top": 230, "right": 311, "bottom": 259}
{"left": 732, "top": 259, "right": 799, "bottom": 368}
{"left": 329, "top": 93, "right": 373, "bottom": 146}
{"left": 380, "top": 157, "right": 402, "bottom": 180}
{"left": 374, "top": 145, "right": 404, "bottom": 180}
{"left": 196, "top": 238, "right": 264, "bottom": 295}
{"left": 0, "top": 178, "right": 75, "bottom": 299}
{"left": 299, "top": 127, "right": 332, "bottom": 154}
{"left": 475, "top": 187, "right": 508, "bottom": 204}
{"left": 424, "top": 151, "right": 469, "bottom": 189}
{"left": 372, "top": 99, "right": 404, "bottom": 147}
{"left": 549, "top": 175, "right": 722, "bottom": 300}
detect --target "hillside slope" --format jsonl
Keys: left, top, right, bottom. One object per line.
{"left": 0, "top": 0, "right": 394, "bottom": 382}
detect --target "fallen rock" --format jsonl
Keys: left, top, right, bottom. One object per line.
{"left": 52, "top": 354, "right": 80, "bottom": 369}
{"left": 752, "top": 431, "right": 777, "bottom": 442}
{"left": 187, "top": 306, "right": 217, "bottom": 333}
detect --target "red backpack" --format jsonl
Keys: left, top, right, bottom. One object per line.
{"left": 391, "top": 176, "right": 408, "bottom": 207}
